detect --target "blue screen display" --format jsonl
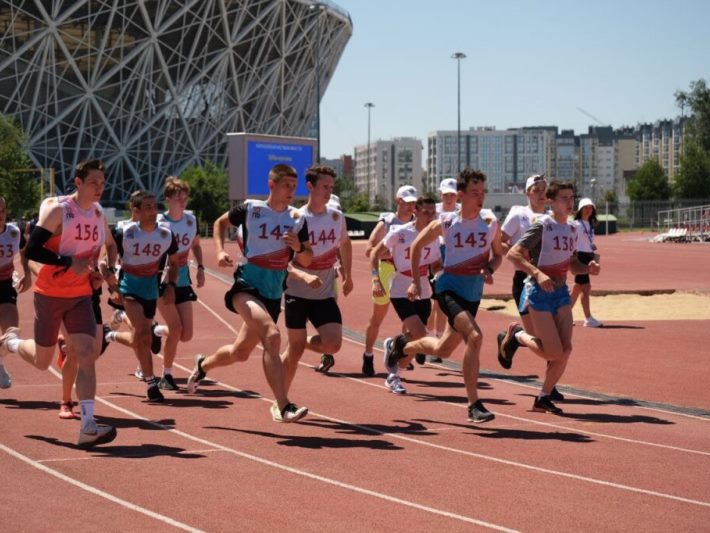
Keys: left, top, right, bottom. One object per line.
{"left": 246, "top": 140, "right": 313, "bottom": 196}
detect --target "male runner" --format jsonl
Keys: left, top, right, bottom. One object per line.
{"left": 186, "top": 164, "right": 312, "bottom": 423}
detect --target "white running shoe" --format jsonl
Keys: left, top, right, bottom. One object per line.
{"left": 78, "top": 420, "right": 117, "bottom": 448}
{"left": 0, "top": 326, "right": 20, "bottom": 358}
{"left": 385, "top": 374, "right": 406, "bottom": 394}
{"left": 279, "top": 403, "right": 308, "bottom": 423}
{"left": 109, "top": 309, "right": 125, "bottom": 331}
{"left": 0, "top": 364, "right": 11, "bottom": 389}
{"left": 270, "top": 402, "right": 283, "bottom": 422}
{"left": 583, "top": 316, "right": 603, "bottom": 328}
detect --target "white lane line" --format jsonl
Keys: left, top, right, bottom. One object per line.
{"left": 37, "top": 449, "right": 225, "bottom": 463}
{"left": 0, "top": 443, "right": 204, "bottom": 533}
{"left": 159, "top": 356, "right": 710, "bottom": 509}
{"left": 90, "top": 397, "right": 518, "bottom": 532}
{"left": 195, "top": 284, "right": 710, "bottom": 457}
{"left": 337, "top": 335, "right": 710, "bottom": 455}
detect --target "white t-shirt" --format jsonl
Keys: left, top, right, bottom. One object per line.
{"left": 383, "top": 221, "right": 440, "bottom": 299}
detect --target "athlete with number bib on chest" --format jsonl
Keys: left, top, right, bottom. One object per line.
{"left": 280, "top": 165, "right": 353, "bottom": 398}
{"left": 500, "top": 180, "right": 600, "bottom": 414}
{"left": 382, "top": 169, "right": 504, "bottom": 423}
{"left": 155, "top": 177, "right": 205, "bottom": 391}
{"left": 0, "top": 160, "right": 118, "bottom": 446}
{"left": 187, "top": 164, "right": 313, "bottom": 423}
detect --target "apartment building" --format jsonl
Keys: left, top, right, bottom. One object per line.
{"left": 427, "top": 126, "right": 557, "bottom": 193}
{"left": 635, "top": 117, "right": 686, "bottom": 181}
{"left": 354, "top": 137, "right": 423, "bottom": 207}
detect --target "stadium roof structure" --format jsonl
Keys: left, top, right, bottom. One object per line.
{"left": 0, "top": 0, "right": 351, "bottom": 203}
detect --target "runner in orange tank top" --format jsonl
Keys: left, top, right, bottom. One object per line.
{"left": 0, "top": 159, "right": 118, "bottom": 447}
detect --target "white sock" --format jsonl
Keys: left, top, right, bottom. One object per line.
{"left": 79, "top": 400, "right": 95, "bottom": 428}
{"left": 7, "top": 338, "right": 21, "bottom": 353}
{"left": 145, "top": 376, "right": 157, "bottom": 387}
{"left": 364, "top": 352, "right": 373, "bottom": 358}
{"left": 153, "top": 325, "right": 169, "bottom": 337}
{"left": 163, "top": 367, "right": 172, "bottom": 377}
{"left": 538, "top": 392, "right": 549, "bottom": 399}
{"left": 514, "top": 330, "right": 525, "bottom": 343}
{"left": 105, "top": 331, "right": 117, "bottom": 343}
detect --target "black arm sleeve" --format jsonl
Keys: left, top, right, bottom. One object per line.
{"left": 297, "top": 219, "right": 309, "bottom": 244}
{"left": 25, "top": 226, "right": 72, "bottom": 266}
{"left": 227, "top": 204, "right": 247, "bottom": 228}
{"left": 112, "top": 226, "right": 124, "bottom": 257}
{"left": 19, "top": 232, "right": 26, "bottom": 250}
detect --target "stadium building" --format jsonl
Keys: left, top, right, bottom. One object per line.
{"left": 0, "top": 0, "right": 351, "bottom": 203}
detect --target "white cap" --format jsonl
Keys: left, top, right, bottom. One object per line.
{"left": 525, "top": 174, "right": 547, "bottom": 192}
{"left": 327, "top": 193, "right": 341, "bottom": 210}
{"left": 396, "top": 185, "right": 418, "bottom": 202}
{"left": 439, "top": 178, "right": 458, "bottom": 195}
{"left": 577, "top": 197, "right": 595, "bottom": 212}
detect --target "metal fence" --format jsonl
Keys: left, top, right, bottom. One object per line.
{"left": 595, "top": 199, "right": 710, "bottom": 230}
{"left": 655, "top": 204, "right": 710, "bottom": 242}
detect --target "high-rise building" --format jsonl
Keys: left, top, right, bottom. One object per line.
{"left": 556, "top": 129, "right": 580, "bottom": 184}
{"left": 635, "top": 117, "right": 686, "bottom": 181}
{"left": 428, "top": 126, "right": 557, "bottom": 193}
{"left": 321, "top": 154, "right": 353, "bottom": 179}
{"left": 354, "top": 137, "right": 423, "bottom": 207}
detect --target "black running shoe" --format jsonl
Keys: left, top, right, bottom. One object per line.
{"left": 158, "top": 374, "right": 179, "bottom": 391}
{"left": 150, "top": 322, "right": 162, "bottom": 354}
{"left": 316, "top": 354, "right": 335, "bottom": 373}
{"left": 499, "top": 323, "right": 522, "bottom": 369}
{"left": 467, "top": 400, "right": 495, "bottom": 423}
{"left": 187, "top": 354, "right": 206, "bottom": 393}
{"left": 533, "top": 395, "right": 563, "bottom": 414}
{"left": 147, "top": 384, "right": 165, "bottom": 403}
{"left": 100, "top": 324, "right": 110, "bottom": 356}
{"left": 496, "top": 331, "right": 509, "bottom": 369}
{"left": 415, "top": 353, "right": 426, "bottom": 365}
{"left": 362, "top": 353, "right": 375, "bottom": 377}
{"left": 389, "top": 334, "right": 408, "bottom": 367}
{"left": 549, "top": 387, "right": 565, "bottom": 402}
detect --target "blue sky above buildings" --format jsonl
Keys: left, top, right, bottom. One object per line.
{"left": 319, "top": 0, "right": 710, "bottom": 159}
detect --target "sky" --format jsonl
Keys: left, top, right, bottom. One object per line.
{"left": 318, "top": 0, "right": 710, "bottom": 160}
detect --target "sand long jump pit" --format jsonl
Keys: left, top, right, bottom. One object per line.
{"left": 481, "top": 291, "right": 710, "bottom": 321}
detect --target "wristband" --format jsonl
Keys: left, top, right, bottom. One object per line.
{"left": 485, "top": 265, "right": 494, "bottom": 276}
{"left": 197, "top": 264, "right": 204, "bottom": 270}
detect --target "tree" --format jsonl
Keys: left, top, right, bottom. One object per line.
{"left": 0, "top": 114, "right": 38, "bottom": 218}
{"left": 674, "top": 79, "right": 710, "bottom": 198}
{"left": 179, "top": 160, "right": 229, "bottom": 231}
{"left": 673, "top": 141, "right": 710, "bottom": 198}
{"left": 627, "top": 160, "right": 671, "bottom": 201}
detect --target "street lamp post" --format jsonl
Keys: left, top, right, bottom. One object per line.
{"left": 451, "top": 52, "right": 466, "bottom": 174}
{"left": 364, "top": 102, "right": 375, "bottom": 203}
{"left": 310, "top": 2, "right": 325, "bottom": 162}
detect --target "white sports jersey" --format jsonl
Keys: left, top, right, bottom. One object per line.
{"left": 574, "top": 219, "right": 595, "bottom": 253}
{"left": 440, "top": 211, "right": 497, "bottom": 275}
{"left": 0, "top": 223, "right": 21, "bottom": 281}
{"left": 120, "top": 221, "right": 174, "bottom": 277}
{"left": 158, "top": 211, "right": 197, "bottom": 267}
{"left": 435, "top": 202, "right": 459, "bottom": 216}
{"left": 383, "top": 221, "right": 440, "bottom": 299}
{"left": 238, "top": 200, "right": 305, "bottom": 270}
{"left": 301, "top": 205, "right": 344, "bottom": 270}
{"left": 502, "top": 205, "right": 546, "bottom": 245}
{"left": 285, "top": 205, "right": 345, "bottom": 300}
{"left": 522, "top": 214, "right": 578, "bottom": 282}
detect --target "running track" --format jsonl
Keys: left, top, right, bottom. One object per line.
{"left": 1, "top": 233, "right": 708, "bottom": 531}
